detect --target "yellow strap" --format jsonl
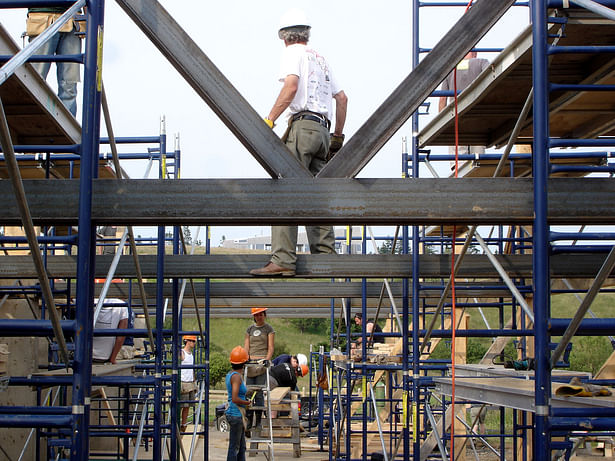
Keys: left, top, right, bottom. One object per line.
{"left": 96, "top": 27, "right": 104, "bottom": 92}
{"left": 412, "top": 402, "right": 418, "bottom": 442}
{"left": 402, "top": 391, "right": 408, "bottom": 429}
{"left": 362, "top": 376, "right": 367, "bottom": 403}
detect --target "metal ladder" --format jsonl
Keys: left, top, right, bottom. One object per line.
{"left": 245, "top": 362, "right": 275, "bottom": 461}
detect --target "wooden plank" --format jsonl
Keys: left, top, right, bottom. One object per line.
{"left": 0, "top": 24, "right": 80, "bottom": 145}
{"left": 269, "top": 386, "right": 291, "bottom": 405}
{"left": 596, "top": 350, "right": 615, "bottom": 379}
{"left": 418, "top": 10, "right": 615, "bottom": 148}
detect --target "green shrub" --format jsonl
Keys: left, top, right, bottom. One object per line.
{"left": 289, "top": 318, "right": 329, "bottom": 334}
{"left": 275, "top": 339, "right": 290, "bottom": 357}
{"left": 568, "top": 336, "right": 613, "bottom": 375}
{"left": 466, "top": 339, "right": 488, "bottom": 363}
{"left": 209, "top": 351, "right": 231, "bottom": 387}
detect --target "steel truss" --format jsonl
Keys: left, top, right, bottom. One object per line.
{"left": 1, "top": 0, "right": 615, "bottom": 460}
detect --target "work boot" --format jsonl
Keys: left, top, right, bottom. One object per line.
{"left": 249, "top": 262, "right": 295, "bottom": 277}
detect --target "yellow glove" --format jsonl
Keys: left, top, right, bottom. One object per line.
{"left": 327, "top": 134, "right": 345, "bottom": 161}
{"left": 329, "top": 134, "right": 345, "bottom": 153}
{"left": 264, "top": 118, "right": 274, "bottom": 129}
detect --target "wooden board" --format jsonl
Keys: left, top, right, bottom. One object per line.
{"left": 269, "top": 386, "right": 291, "bottom": 405}
{"left": 0, "top": 24, "right": 80, "bottom": 146}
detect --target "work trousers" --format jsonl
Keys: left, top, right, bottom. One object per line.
{"left": 30, "top": 29, "right": 81, "bottom": 116}
{"left": 226, "top": 414, "right": 246, "bottom": 461}
{"left": 270, "top": 118, "right": 336, "bottom": 270}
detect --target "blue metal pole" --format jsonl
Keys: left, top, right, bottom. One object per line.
{"left": 532, "top": 1, "right": 551, "bottom": 460}
{"left": 71, "top": 1, "right": 104, "bottom": 459}
{"left": 170, "top": 223, "right": 179, "bottom": 460}
{"left": 204, "top": 224, "right": 211, "bottom": 460}
{"left": 346, "top": 226, "right": 353, "bottom": 460}
{"left": 153, "top": 128, "right": 167, "bottom": 461}
{"left": 410, "top": 1, "right": 420, "bottom": 459}
{"left": 361, "top": 226, "right": 368, "bottom": 460}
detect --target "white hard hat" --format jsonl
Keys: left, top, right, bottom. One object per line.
{"left": 278, "top": 8, "right": 311, "bottom": 37}
{"left": 297, "top": 353, "right": 308, "bottom": 366}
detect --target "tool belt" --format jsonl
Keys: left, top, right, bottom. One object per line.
{"left": 291, "top": 111, "right": 330, "bottom": 129}
{"left": 26, "top": 12, "right": 85, "bottom": 37}
{"left": 180, "top": 381, "right": 197, "bottom": 393}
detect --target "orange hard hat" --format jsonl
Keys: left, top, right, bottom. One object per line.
{"left": 230, "top": 346, "right": 249, "bottom": 364}
{"left": 183, "top": 335, "right": 197, "bottom": 342}
{"left": 251, "top": 307, "right": 268, "bottom": 316}
{"left": 299, "top": 364, "right": 309, "bottom": 377}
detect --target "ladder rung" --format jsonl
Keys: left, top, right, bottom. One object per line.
{"left": 248, "top": 438, "right": 273, "bottom": 444}
{"left": 246, "top": 448, "right": 273, "bottom": 453}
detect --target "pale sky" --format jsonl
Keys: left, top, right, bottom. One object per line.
{"left": 1, "top": 1, "right": 531, "bottom": 246}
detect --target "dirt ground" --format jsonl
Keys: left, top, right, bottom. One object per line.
{"left": 206, "top": 423, "right": 329, "bottom": 460}
{"left": 127, "top": 423, "right": 511, "bottom": 460}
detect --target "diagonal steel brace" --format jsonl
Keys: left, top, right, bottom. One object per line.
{"left": 0, "top": 97, "right": 70, "bottom": 367}
{"left": 318, "top": 0, "right": 516, "bottom": 178}
{"left": 115, "top": 0, "right": 311, "bottom": 179}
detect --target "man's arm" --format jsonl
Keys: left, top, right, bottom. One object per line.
{"left": 438, "top": 96, "right": 447, "bottom": 112}
{"left": 267, "top": 75, "right": 299, "bottom": 123}
{"left": 333, "top": 90, "right": 348, "bottom": 136}
{"left": 438, "top": 77, "right": 450, "bottom": 112}
{"left": 108, "top": 318, "right": 128, "bottom": 364}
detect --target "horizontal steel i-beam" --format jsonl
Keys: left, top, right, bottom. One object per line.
{"left": 0, "top": 178, "right": 614, "bottom": 225}
{"left": 0, "top": 253, "right": 612, "bottom": 279}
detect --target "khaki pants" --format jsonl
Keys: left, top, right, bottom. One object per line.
{"left": 270, "top": 119, "right": 336, "bottom": 269}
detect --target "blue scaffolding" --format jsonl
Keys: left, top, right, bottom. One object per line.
{"left": 2, "top": 0, "right": 615, "bottom": 460}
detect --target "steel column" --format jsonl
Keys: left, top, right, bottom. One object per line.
{"left": 71, "top": 0, "right": 105, "bottom": 459}
{"left": 532, "top": 0, "right": 551, "bottom": 459}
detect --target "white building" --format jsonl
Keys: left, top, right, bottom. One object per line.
{"left": 220, "top": 226, "right": 368, "bottom": 254}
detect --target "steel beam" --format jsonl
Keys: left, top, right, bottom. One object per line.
{"left": 114, "top": 0, "right": 310, "bottom": 179}
{"left": 317, "top": 0, "right": 516, "bottom": 178}
{"left": 0, "top": 253, "right": 613, "bottom": 279}
{"left": 434, "top": 377, "right": 615, "bottom": 412}
{"left": 0, "top": 178, "right": 614, "bottom": 225}
{"left": 56, "top": 281, "right": 514, "bottom": 300}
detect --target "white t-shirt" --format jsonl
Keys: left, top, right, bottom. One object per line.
{"left": 92, "top": 300, "right": 129, "bottom": 361}
{"left": 279, "top": 43, "right": 342, "bottom": 121}
{"left": 181, "top": 349, "right": 194, "bottom": 383}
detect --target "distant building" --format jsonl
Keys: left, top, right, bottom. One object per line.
{"left": 220, "top": 227, "right": 366, "bottom": 254}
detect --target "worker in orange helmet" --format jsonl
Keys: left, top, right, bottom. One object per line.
{"left": 244, "top": 307, "right": 275, "bottom": 431}
{"left": 226, "top": 346, "right": 251, "bottom": 461}
{"left": 180, "top": 335, "right": 197, "bottom": 433}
